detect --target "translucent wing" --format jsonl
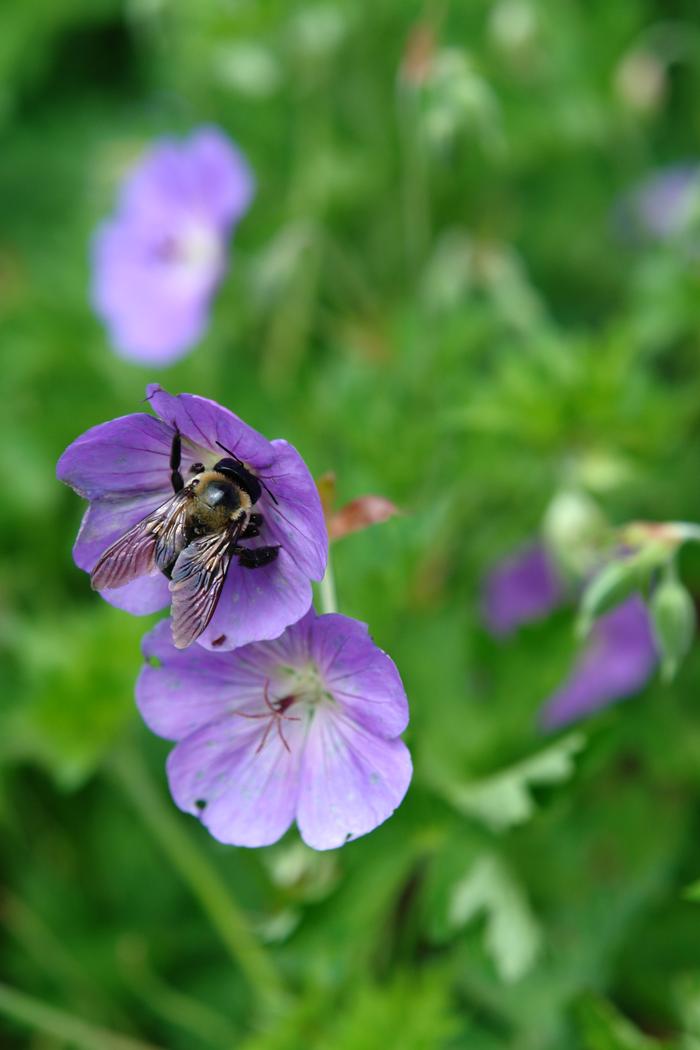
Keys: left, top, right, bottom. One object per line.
{"left": 169, "top": 521, "right": 244, "bottom": 649}
{"left": 90, "top": 489, "right": 193, "bottom": 592}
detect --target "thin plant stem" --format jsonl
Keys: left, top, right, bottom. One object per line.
{"left": 3, "top": 892, "right": 130, "bottom": 1029}
{"left": 117, "top": 935, "right": 239, "bottom": 1048}
{"left": 396, "top": 84, "right": 430, "bottom": 276}
{"left": 109, "top": 743, "right": 288, "bottom": 1015}
{"left": 317, "top": 551, "right": 338, "bottom": 615}
{"left": 0, "top": 981, "right": 161, "bottom": 1050}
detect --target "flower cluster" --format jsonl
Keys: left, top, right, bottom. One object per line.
{"left": 482, "top": 542, "right": 659, "bottom": 728}
{"left": 58, "top": 386, "right": 412, "bottom": 849}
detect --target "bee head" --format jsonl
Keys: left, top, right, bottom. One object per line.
{"left": 213, "top": 457, "right": 262, "bottom": 504}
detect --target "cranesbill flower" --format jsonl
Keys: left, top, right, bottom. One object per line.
{"left": 540, "top": 596, "right": 658, "bottom": 730}
{"left": 136, "top": 611, "right": 412, "bottom": 850}
{"left": 56, "top": 385, "right": 327, "bottom": 651}
{"left": 92, "top": 127, "right": 253, "bottom": 365}
{"left": 631, "top": 164, "right": 700, "bottom": 239}
{"left": 482, "top": 543, "right": 564, "bottom": 637}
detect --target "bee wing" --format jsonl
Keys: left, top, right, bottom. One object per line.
{"left": 169, "top": 521, "right": 244, "bottom": 649}
{"left": 90, "top": 489, "right": 193, "bottom": 592}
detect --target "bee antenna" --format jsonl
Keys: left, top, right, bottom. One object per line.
{"left": 215, "top": 441, "right": 279, "bottom": 505}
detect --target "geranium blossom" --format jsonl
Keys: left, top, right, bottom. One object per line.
{"left": 482, "top": 543, "right": 564, "bottom": 637}
{"left": 56, "top": 385, "right": 327, "bottom": 651}
{"left": 92, "top": 127, "right": 253, "bottom": 364}
{"left": 539, "top": 596, "right": 658, "bottom": 729}
{"left": 136, "top": 611, "right": 412, "bottom": 850}
{"left": 482, "top": 543, "right": 659, "bottom": 727}
{"left": 629, "top": 164, "right": 700, "bottom": 239}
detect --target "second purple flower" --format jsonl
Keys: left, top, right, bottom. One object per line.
{"left": 92, "top": 127, "right": 254, "bottom": 365}
{"left": 136, "top": 610, "right": 412, "bottom": 850}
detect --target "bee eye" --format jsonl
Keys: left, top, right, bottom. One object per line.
{"left": 190, "top": 462, "right": 205, "bottom": 474}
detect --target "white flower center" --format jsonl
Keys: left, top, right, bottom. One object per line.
{"left": 157, "top": 222, "right": 223, "bottom": 291}
{"left": 234, "top": 663, "right": 335, "bottom": 757}
{"left": 276, "top": 662, "right": 334, "bottom": 713}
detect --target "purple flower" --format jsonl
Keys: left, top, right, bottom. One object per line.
{"left": 56, "top": 385, "right": 327, "bottom": 651}
{"left": 482, "top": 543, "right": 564, "bottom": 637}
{"left": 618, "top": 163, "right": 700, "bottom": 241}
{"left": 540, "top": 596, "right": 658, "bottom": 730}
{"left": 136, "top": 611, "right": 412, "bottom": 850}
{"left": 92, "top": 127, "right": 254, "bottom": 365}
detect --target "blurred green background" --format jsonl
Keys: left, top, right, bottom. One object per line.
{"left": 4, "top": 0, "right": 700, "bottom": 1047}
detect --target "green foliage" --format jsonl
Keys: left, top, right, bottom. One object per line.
{"left": 448, "top": 854, "right": 542, "bottom": 983}
{"left": 441, "top": 732, "right": 586, "bottom": 832}
{"left": 4, "top": 0, "right": 700, "bottom": 1047}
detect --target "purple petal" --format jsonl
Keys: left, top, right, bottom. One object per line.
{"left": 184, "top": 127, "right": 255, "bottom": 229}
{"left": 92, "top": 220, "right": 214, "bottom": 365}
{"left": 146, "top": 386, "right": 274, "bottom": 468}
{"left": 56, "top": 413, "right": 174, "bottom": 500}
{"left": 540, "top": 595, "right": 658, "bottom": 730}
{"left": 262, "top": 440, "right": 327, "bottom": 580}
{"left": 97, "top": 573, "right": 171, "bottom": 615}
{"left": 120, "top": 128, "right": 254, "bottom": 232}
{"left": 309, "top": 614, "right": 409, "bottom": 737}
{"left": 482, "top": 543, "right": 564, "bottom": 637}
{"left": 137, "top": 615, "right": 313, "bottom": 739}
{"left": 166, "top": 716, "right": 302, "bottom": 848}
{"left": 136, "top": 620, "right": 254, "bottom": 739}
{"left": 196, "top": 548, "right": 314, "bottom": 651}
{"left": 296, "top": 708, "right": 412, "bottom": 850}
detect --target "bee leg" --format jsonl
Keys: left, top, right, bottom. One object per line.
{"left": 170, "top": 429, "right": 184, "bottom": 493}
{"left": 236, "top": 545, "right": 280, "bottom": 569}
{"left": 240, "top": 513, "right": 264, "bottom": 539}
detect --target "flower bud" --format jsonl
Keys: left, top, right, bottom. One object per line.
{"left": 577, "top": 545, "right": 667, "bottom": 637}
{"left": 542, "top": 489, "right": 607, "bottom": 577}
{"left": 651, "top": 567, "right": 696, "bottom": 682}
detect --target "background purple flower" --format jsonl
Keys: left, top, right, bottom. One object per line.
{"left": 136, "top": 611, "right": 412, "bottom": 850}
{"left": 56, "top": 385, "right": 327, "bottom": 651}
{"left": 92, "top": 127, "right": 254, "bottom": 365}
{"left": 616, "top": 163, "right": 700, "bottom": 242}
{"left": 482, "top": 543, "right": 564, "bottom": 637}
{"left": 540, "top": 596, "right": 658, "bottom": 730}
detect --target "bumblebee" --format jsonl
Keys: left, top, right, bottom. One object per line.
{"left": 91, "top": 433, "right": 279, "bottom": 648}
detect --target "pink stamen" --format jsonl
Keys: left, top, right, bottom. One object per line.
{"left": 234, "top": 679, "right": 300, "bottom": 754}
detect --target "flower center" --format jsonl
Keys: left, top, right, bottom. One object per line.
{"left": 234, "top": 663, "right": 335, "bottom": 755}
{"left": 279, "top": 662, "right": 332, "bottom": 710}
{"left": 155, "top": 223, "right": 223, "bottom": 289}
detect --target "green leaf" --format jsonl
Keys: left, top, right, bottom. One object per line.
{"left": 575, "top": 994, "right": 678, "bottom": 1050}
{"left": 444, "top": 733, "right": 586, "bottom": 832}
{"left": 448, "top": 854, "right": 542, "bottom": 982}
{"left": 578, "top": 546, "right": 669, "bottom": 636}
{"left": 7, "top": 605, "right": 149, "bottom": 789}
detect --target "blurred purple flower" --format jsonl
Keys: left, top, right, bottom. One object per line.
{"left": 482, "top": 543, "right": 564, "bottom": 637}
{"left": 620, "top": 163, "right": 700, "bottom": 241}
{"left": 136, "top": 611, "right": 412, "bottom": 850}
{"left": 540, "top": 596, "right": 658, "bottom": 730}
{"left": 92, "top": 127, "right": 254, "bottom": 365}
{"left": 56, "top": 385, "right": 327, "bottom": 651}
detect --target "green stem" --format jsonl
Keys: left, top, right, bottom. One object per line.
{"left": 118, "top": 935, "right": 239, "bottom": 1048}
{"left": 109, "top": 744, "right": 287, "bottom": 1015}
{"left": 0, "top": 981, "right": 160, "bottom": 1050}
{"left": 4, "top": 892, "right": 129, "bottom": 1028}
{"left": 317, "top": 551, "right": 338, "bottom": 614}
